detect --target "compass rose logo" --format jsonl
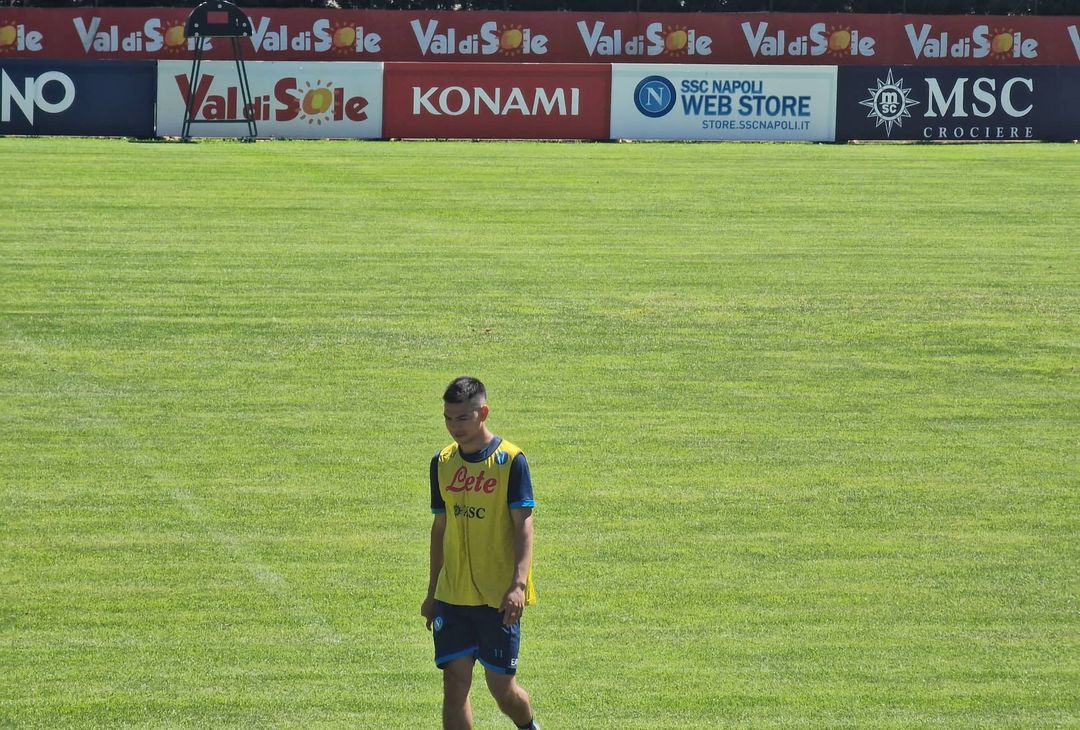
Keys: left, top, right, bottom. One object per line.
{"left": 859, "top": 69, "right": 919, "bottom": 136}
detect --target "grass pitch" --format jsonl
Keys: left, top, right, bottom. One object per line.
{"left": 1, "top": 138, "right": 1078, "bottom": 729}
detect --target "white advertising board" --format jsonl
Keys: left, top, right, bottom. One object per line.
{"left": 157, "top": 61, "right": 382, "bottom": 138}
{"left": 611, "top": 64, "right": 837, "bottom": 141}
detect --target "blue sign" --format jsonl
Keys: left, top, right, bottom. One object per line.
{"left": 1058, "top": 67, "right": 1080, "bottom": 142}
{"left": 0, "top": 60, "right": 155, "bottom": 137}
{"left": 837, "top": 65, "right": 1076, "bottom": 142}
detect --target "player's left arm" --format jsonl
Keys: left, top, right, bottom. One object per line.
{"left": 500, "top": 506, "right": 534, "bottom": 626}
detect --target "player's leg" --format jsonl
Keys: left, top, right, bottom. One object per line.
{"left": 433, "top": 602, "right": 480, "bottom": 730}
{"left": 474, "top": 605, "right": 538, "bottom": 728}
{"left": 442, "top": 656, "right": 475, "bottom": 730}
{"left": 484, "top": 669, "right": 537, "bottom": 729}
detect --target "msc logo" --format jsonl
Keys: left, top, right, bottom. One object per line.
{"left": 633, "top": 75, "right": 676, "bottom": 118}
{"left": 859, "top": 69, "right": 919, "bottom": 136}
{"left": 856, "top": 69, "right": 1037, "bottom": 140}
{"left": 453, "top": 504, "right": 487, "bottom": 520}
{"left": 1, "top": 69, "right": 75, "bottom": 124}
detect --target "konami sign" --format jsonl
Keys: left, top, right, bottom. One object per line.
{"left": 383, "top": 62, "right": 610, "bottom": 139}
{"left": 412, "top": 84, "right": 580, "bottom": 117}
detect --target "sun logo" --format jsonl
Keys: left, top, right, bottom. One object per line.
{"left": 162, "top": 23, "right": 188, "bottom": 54}
{"left": 824, "top": 26, "right": 853, "bottom": 56}
{"left": 292, "top": 80, "right": 336, "bottom": 125}
{"left": 0, "top": 22, "right": 17, "bottom": 51}
{"left": 330, "top": 22, "right": 357, "bottom": 55}
{"left": 661, "top": 25, "right": 689, "bottom": 56}
{"left": 988, "top": 28, "right": 1016, "bottom": 58}
{"left": 497, "top": 24, "right": 525, "bottom": 56}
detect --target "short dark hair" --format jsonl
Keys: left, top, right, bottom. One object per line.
{"left": 443, "top": 376, "right": 487, "bottom": 405}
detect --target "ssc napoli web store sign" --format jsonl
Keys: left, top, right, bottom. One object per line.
{"left": 0, "top": 59, "right": 153, "bottom": 135}
{"left": 837, "top": 65, "right": 1078, "bottom": 142}
{"left": 156, "top": 60, "right": 382, "bottom": 138}
{"left": 610, "top": 64, "right": 837, "bottom": 141}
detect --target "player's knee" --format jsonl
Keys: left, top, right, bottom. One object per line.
{"left": 486, "top": 674, "right": 526, "bottom": 706}
{"left": 443, "top": 675, "right": 471, "bottom": 703}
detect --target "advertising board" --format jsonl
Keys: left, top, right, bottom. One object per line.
{"left": 610, "top": 64, "right": 836, "bottom": 141}
{"left": 2, "top": 9, "right": 1078, "bottom": 66}
{"left": 1059, "top": 66, "right": 1080, "bottom": 140}
{"left": 0, "top": 59, "right": 153, "bottom": 136}
{"left": 382, "top": 62, "right": 610, "bottom": 139}
{"left": 836, "top": 65, "right": 1077, "bottom": 141}
{"left": 156, "top": 60, "right": 382, "bottom": 138}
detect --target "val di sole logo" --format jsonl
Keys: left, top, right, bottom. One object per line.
{"left": 634, "top": 75, "right": 676, "bottom": 118}
{"left": 859, "top": 69, "right": 919, "bottom": 136}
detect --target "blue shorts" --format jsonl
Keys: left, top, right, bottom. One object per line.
{"left": 432, "top": 600, "right": 521, "bottom": 675}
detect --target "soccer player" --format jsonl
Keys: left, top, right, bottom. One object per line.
{"left": 421, "top": 376, "right": 540, "bottom": 730}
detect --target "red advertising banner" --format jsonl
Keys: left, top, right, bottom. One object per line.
{"left": 2, "top": 9, "right": 1079, "bottom": 66}
{"left": 382, "top": 62, "right": 610, "bottom": 139}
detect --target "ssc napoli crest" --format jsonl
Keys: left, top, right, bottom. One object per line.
{"left": 495, "top": 450, "right": 509, "bottom": 465}
{"left": 433, "top": 616, "right": 444, "bottom": 632}
{"left": 634, "top": 75, "right": 677, "bottom": 118}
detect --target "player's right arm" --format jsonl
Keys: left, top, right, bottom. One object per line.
{"left": 423, "top": 452, "right": 447, "bottom": 630}
{"left": 421, "top": 513, "right": 446, "bottom": 630}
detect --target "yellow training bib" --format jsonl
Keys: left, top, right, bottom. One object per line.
{"left": 434, "top": 439, "right": 537, "bottom": 609}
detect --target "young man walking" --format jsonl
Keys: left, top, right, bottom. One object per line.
{"left": 421, "top": 376, "right": 540, "bottom": 730}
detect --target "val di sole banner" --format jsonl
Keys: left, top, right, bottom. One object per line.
{"left": 837, "top": 65, "right": 1080, "bottom": 142}
{"left": 0, "top": 58, "right": 153, "bottom": 135}
{"left": 156, "top": 60, "right": 382, "bottom": 138}
{"left": 3, "top": 10, "right": 1080, "bottom": 65}
{"left": 611, "top": 64, "right": 837, "bottom": 141}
